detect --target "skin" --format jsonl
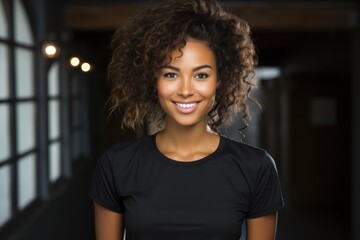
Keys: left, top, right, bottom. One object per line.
{"left": 247, "top": 212, "right": 278, "bottom": 240}
{"left": 94, "top": 202, "right": 124, "bottom": 240}
{"left": 94, "top": 38, "right": 278, "bottom": 240}
{"left": 156, "top": 38, "right": 220, "bottom": 161}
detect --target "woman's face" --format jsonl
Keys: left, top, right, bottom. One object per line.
{"left": 157, "top": 39, "right": 217, "bottom": 128}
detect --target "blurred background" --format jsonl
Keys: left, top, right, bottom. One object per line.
{"left": 0, "top": 0, "right": 359, "bottom": 239}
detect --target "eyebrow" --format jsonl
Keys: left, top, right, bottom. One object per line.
{"left": 161, "top": 65, "right": 212, "bottom": 72}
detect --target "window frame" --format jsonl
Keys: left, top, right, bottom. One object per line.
{"left": 0, "top": 0, "right": 45, "bottom": 231}
{"left": 0, "top": 0, "right": 90, "bottom": 233}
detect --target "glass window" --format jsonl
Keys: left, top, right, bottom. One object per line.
{"left": 0, "top": 0, "right": 8, "bottom": 38}
{"left": 16, "top": 102, "right": 36, "bottom": 154}
{"left": 48, "top": 62, "right": 60, "bottom": 97}
{"left": 17, "top": 153, "right": 36, "bottom": 210}
{"left": 48, "top": 100, "right": 60, "bottom": 139}
{"left": 49, "top": 142, "right": 60, "bottom": 182}
{"left": 0, "top": 44, "right": 9, "bottom": 99}
{"left": 0, "top": 104, "right": 10, "bottom": 162}
{"left": 1, "top": 0, "right": 40, "bottom": 229}
{"left": 0, "top": 164, "right": 11, "bottom": 226}
{"left": 48, "top": 61, "right": 61, "bottom": 182}
{"left": 70, "top": 74, "right": 89, "bottom": 159}
{"left": 15, "top": 48, "right": 34, "bottom": 98}
{"left": 14, "top": 0, "right": 33, "bottom": 45}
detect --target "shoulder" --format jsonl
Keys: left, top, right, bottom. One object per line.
{"left": 99, "top": 135, "right": 153, "bottom": 167}
{"left": 221, "top": 136, "right": 268, "bottom": 161}
{"left": 220, "top": 136, "right": 283, "bottom": 203}
{"left": 105, "top": 135, "right": 150, "bottom": 155}
{"left": 220, "top": 136, "right": 277, "bottom": 171}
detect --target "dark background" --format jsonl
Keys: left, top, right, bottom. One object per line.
{"left": 0, "top": 0, "right": 359, "bottom": 239}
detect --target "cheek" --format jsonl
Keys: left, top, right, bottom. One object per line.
{"left": 156, "top": 83, "right": 167, "bottom": 99}
{"left": 156, "top": 81, "right": 176, "bottom": 98}
{"left": 198, "top": 82, "right": 217, "bottom": 98}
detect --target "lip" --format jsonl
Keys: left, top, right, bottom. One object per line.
{"left": 172, "top": 101, "right": 200, "bottom": 114}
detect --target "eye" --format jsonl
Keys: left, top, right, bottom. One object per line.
{"left": 195, "top": 73, "right": 209, "bottom": 79}
{"left": 163, "top": 72, "right": 178, "bottom": 78}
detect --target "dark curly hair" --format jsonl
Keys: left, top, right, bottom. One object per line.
{"left": 108, "top": 0, "right": 257, "bottom": 133}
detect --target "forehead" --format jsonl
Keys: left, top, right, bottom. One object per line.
{"left": 167, "top": 39, "right": 216, "bottom": 66}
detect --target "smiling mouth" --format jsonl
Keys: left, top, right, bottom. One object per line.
{"left": 175, "top": 102, "right": 198, "bottom": 108}
{"left": 173, "top": 101, "right": 200, "bottom": 113}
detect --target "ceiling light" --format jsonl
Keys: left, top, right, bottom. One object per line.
{"left": 81, "top": 62, "right": 91, "bottom": 72}
{"left": 42, "top": 41, "right": 60, "bottom": 58}
{"left": 70, "top": 57, "right": 80, "bottom": 67}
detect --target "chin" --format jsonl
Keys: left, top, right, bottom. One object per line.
{"left": 168, "top": 117, "right": 207, "bottom": 128}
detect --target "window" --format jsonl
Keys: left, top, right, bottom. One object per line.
{"left": 0, "top": 165, "right": 11, "bottom": 227}
{"left": 0, "top": 0, "right": 10, "bottom": 227}
{"left": 0, "top": 0, "right": 9, "bottom": 99}
{"left": 70, "top": 74, "right": 89, "bottom": 159}
{"left": 48, "top": 62, "right": 62, "bottom": 182}
{"left": 0, "top": 0, "right": 8, "bottom": 39}
{"left": 0, "top": 0, "right": 37, "bottom": 228}
{"left": 0, "top": 0, "right": 90, "bottom": 231}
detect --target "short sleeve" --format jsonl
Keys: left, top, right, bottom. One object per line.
{"left": 89, "top": 153, "right": 125, "bottom": 213}
{"left": 247, "top": 151, "right": 284, "bottom": 218}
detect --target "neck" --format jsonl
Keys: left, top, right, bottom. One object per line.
{"left": 156, "top": 117, "right": 218, "bottom": 154}
{"left": 161, "top": 123, "right": 209, "bottom": 146}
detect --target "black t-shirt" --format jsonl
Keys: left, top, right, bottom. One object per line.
{"left": 89, "top": 134, "right": 284, "bottom": 240}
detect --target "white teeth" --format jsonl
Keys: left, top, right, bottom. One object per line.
{"left": 176, "top": 102, "right": 197, "bottom": 108}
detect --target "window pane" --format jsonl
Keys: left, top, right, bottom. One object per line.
{"left": 48, "top": 62, "right": 60, "bottom": 97}
{"left": 15, "top": 48, "right": 34, "bottom": 98}
{"left": 0, "top": 0, "right": 8, "bottom": 38}
{"left": 0, "top": 165, "right": 11, "bottom": 227}
{"left": 49, "top": 100, "right": 60, "bottom": 139}
{"left": 0, "top": 44, "right": 9, "bottom": 99}
{"left": 16, "top": 102, "right": 36, "bottom": 154}
{"left": 0, "top": 104, "right": 10, "bottom": 162}
{"left": 14, "top": 0, "right": 33, "bottom": 45}
{"left": 17, "top": 153, "right": 36, "bottom": 210}
{"left": 49, "top": 141, "right": 61, "bottom": 182}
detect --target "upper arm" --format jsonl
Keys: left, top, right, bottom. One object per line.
{"left": 246, "top": 212, "right": 278, "bottom": 240}
{"left": 94, "top": 202, "right": 124, "bottom": 240}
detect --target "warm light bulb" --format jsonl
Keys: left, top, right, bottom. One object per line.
{"left": 45, "top": 45, "right": 57, "bottom": 56}
{"left": 81, "top": 62, "right": 91, "bottom": 72}
{"left": 42, "top": 41, "right": 60, "bottom": 58}
{"left": 70, "top": 57, "right": 80, "bottom": 67}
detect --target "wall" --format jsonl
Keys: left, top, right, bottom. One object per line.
{"left": 351, "top": 3, "right": 360, "bottom": 240}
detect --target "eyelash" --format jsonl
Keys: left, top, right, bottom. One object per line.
{"left": 195, "top": 73, "right": 209, "bottom": 79}
{"left": 163, "top": 72, "right": 178, "bottom": 78}
{"left": 163, "top": 73, "right": 209, "bottom": 79}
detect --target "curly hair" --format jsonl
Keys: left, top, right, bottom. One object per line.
{"left": 108, "top": 0, "right": 257, "bottom": 133}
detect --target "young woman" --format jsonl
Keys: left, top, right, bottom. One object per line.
{"left": 89, "top": 0, "right": 284, "bottom": 239}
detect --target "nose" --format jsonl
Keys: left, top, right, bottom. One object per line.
{"left": 177, "top": 76, "right": 194, "bottom": 97}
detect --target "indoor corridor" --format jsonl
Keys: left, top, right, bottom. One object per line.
{"left": 0, "top": 0, "right": 359, "bottom": 240}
